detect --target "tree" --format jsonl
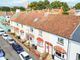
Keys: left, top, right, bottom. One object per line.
{"left": 28, "top": 1, "right": 38, "bottom": 10}
{"left": 36, "top": 1, "right": 46, "bottom": 10}
{"left": 28, "top": 1, "right": 69, "bottom": 11}
{"left": 50, "top": 1, "right": 69, "bottom": 11}
{"left": 44, "top": 0, "right": 50, "bottom": 8}
{"left": 61, "top": 2, "right": 70, "bottom": 11}
{"left": 0, "top": 6, "right": 10, "bottom": 11}
{"left": 74, "top": 3, "right": 80, "bottom": 9}
{"left": 28, "top": 0, "right": 50, "bottom": 10}
{"left": 51, "top": 1, "right": 61, "bottom": 8}
{"left": 18, "top": 7, "right": 26, "bottom": 11}
{"left": 10, "top": 6, "right": 26, "bottom": 11}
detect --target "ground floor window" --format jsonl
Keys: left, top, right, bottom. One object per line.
{"left": 37, "top": 37, "right": 43, "bottom": 47}
{"left": 56, "top": 52, "right": 61, "bottom": 57}
{"left": 76, "top": 53, "right": 80, "bottom": 60}
{"left": 55, "top": 51, "right": 65, "bottom": 59}
{"left": 37, "top": 41, "right": 43, "bottom": 47}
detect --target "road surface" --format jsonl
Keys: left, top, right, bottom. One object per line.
{"left": 0, "top": 36, "right": 21, "bottom": 60}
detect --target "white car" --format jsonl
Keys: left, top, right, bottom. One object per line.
{"left": 0, "top": 57, "right": 7, "bottom": 60}
{"left": 19, "top": 51, "right": 33, "bottom": 60}
{"left": 7, "top": 39, "right": 15, "bottom": 44}
{"left": 2, "top": 34, "right": 15, "bottom": 44}
{"left": 2, "top": 34, "right": 9, "bottom": 40}
{"left": 0, "top": 29, "right": 5, "bottom": 36}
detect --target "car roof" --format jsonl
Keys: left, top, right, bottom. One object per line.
{"left": 3, "top": 34, "right": 8, "bottom": 35}
{"left": 0, "top": 49, "right": 4, "bottom": 57}
{"left": 0, "top": 28, "right": 4, "bottom": 31}
{"left": 20, "top": 51, "right": 29, "bottom": 57}
{"left": 0, "top": 57, "right": 6, "bottom": 60}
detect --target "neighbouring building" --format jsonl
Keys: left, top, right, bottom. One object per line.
{"left": 68, "top": 24, "right": 80, "bottom": 60}
{"left": 10, "top": 10, "right": 80, "bottom": 60}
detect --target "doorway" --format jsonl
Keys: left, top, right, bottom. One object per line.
{"left": 45, "top": 41, "right": 53, "bottom": 54}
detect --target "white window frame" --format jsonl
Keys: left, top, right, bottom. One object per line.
{"left": 58, "top": 38, "right": 64, "bottom": 45}
{"left": 37, "top": 41, "right": 43, "bottom": 47}
{"left": 39, "top": 30, "right": 42, "bottom": 36}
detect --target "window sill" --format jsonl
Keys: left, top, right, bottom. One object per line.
{"left": 37, "top": 44, "right": 43, "bottom": 47}
{"left": 57, "top": 42, "right": 64, "bottom": 46}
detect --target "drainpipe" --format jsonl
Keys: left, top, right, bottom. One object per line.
{"left": 66, "top": 39, "right": 70, "bottom": 60}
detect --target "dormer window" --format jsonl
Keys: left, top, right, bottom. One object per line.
{"left": 30, "top": 27, "right": 33, "bottom": 32}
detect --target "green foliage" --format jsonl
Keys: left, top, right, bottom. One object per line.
{"left": 62, "top": 11, "right": 69, "bottom": 15}
{"left": 28, "top": 0, "right": 69, "bottom": 12}
{"left": 0, "top": 6, "right": 10, "bottom": 11}
{"left": 28, "top": 1, "right": 38, "bottom": 10}
{"left": 74, "top": 3, "right": 80, "bottom": 9}
{"left": 51, "top": 1, "right": 61, "bottom": 8}
{"left": 0, "top": 6, "right": 26, "bottom": 11}
{"left": 28, "top": 0, "right": 50, "bottom": 10}
{"left": 11, "top": 6, "right": 26, "bottom": 11}
{"left": 50, "top": 1, "right": 69, "bottom": 11}
{"left": 36, "top": 1, "right": 46, "bottom": 10}
{"left": 61, "top": 2, "right": 70, "bottom": 11}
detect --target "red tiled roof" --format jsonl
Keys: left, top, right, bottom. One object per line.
{"left": 0, "top": 12, "right": 5, "bottom": 16}
{"left": 6, "top": 12, "right": 14, "bottom": 16}
{"left": 11, "top": 12, "right": 26, "bottom": 22}
{"left": 12, "top": 10, "right": 80, "bottom": 38}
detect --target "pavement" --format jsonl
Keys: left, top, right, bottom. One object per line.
{"left": 0, "top": 36, "right": 21, "bottom": 60}
{"left": 8, "top": 32, "right": 54, "bottom": 60}
{"left": 9, "top": 32, "right": 40, "bottom": 60}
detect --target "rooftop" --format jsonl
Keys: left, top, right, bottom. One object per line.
{"left": 11, "top": 10, "right": 80, "bottom": 38}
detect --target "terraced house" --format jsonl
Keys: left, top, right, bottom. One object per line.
{"left": 10, "top": 10, "right": 80, "bottom": 60}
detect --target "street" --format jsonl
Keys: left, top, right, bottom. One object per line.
{"left": 0, "top": 36, "right": 21, "bottom": 60}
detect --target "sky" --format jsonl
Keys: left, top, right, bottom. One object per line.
{"left": 0, "top": 0, "right": 80, "bottom": 7}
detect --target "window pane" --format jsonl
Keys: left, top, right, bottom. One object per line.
{"left": 39, "top": 30, "right": 42, "bottom": 36}
{"left": 58, "top": 38, "right": 64, "bottom": 45}
{"left": 37, "top": 41, "right": 43, "bottom": 47}
{"left": 77, "top": 54, "right": 80, "bottom": 60}
{"left": 30, "top": 27, "right": 33, "bottom": 32}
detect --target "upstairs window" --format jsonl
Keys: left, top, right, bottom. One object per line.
{"left": 39, "top": 30, "right": 42, "bottom": 36}
{"left": 37, "top": 37, "right": 43, "bottom": 47}
{"left": 17, "top": 23, "right": 18, "bottom": 26}
{"left": 58, "top": 38, "right": 64, "bottom": 45}
{"left": 30, "top": 27, "right": 33, "bottom": 32}
{"left": 21, "top": 25, "right": 23, "bottom": 28}
{"left": 37, "top": 41, "right": 43, "bottom": 47}
{"left": 76, "top": 53, "right": 80, "bottom": 60}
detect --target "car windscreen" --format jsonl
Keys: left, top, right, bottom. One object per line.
{"left": 9, "top": 39, "right": 14, "bottom": 41}
{"left": 0, "top": 31, "right": 4, "bottom": 32}
{"left": 16, "top": 45, "right": 23, "bottom": 50}
{"left": 25, "top": 55, "right": 31, "bottom": 60}
{"left": 0, "top": 50, "right": 4, "bottom": 57}
{"left": 3, "top": 35, "right": 8, "bottom": 37}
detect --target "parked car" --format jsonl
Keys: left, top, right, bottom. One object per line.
{"left": 2, "top": 34, "right": 9, "bottom": 40}
{"left": 0, "top": 29, "right": 5, "bottom": 36}
{"left": 11, "top": 43, "right": 24, "bottom": 54}
{"left": 0, "top": 48, "right": 6, "bottom": 60}
{"left": 2, "top": 34, "right": 15, "bottom": 44}
{"left": 0, "top": 48, "right": 5, "bottom": 57}
{"left": 19, "top": 51, "right": 32, "bottom": 60}
{"left": 7, "top": 39, "right": 16, "bottom": 44}
{"left": 0, "top": 57, "right": 7, "bottom": 60}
